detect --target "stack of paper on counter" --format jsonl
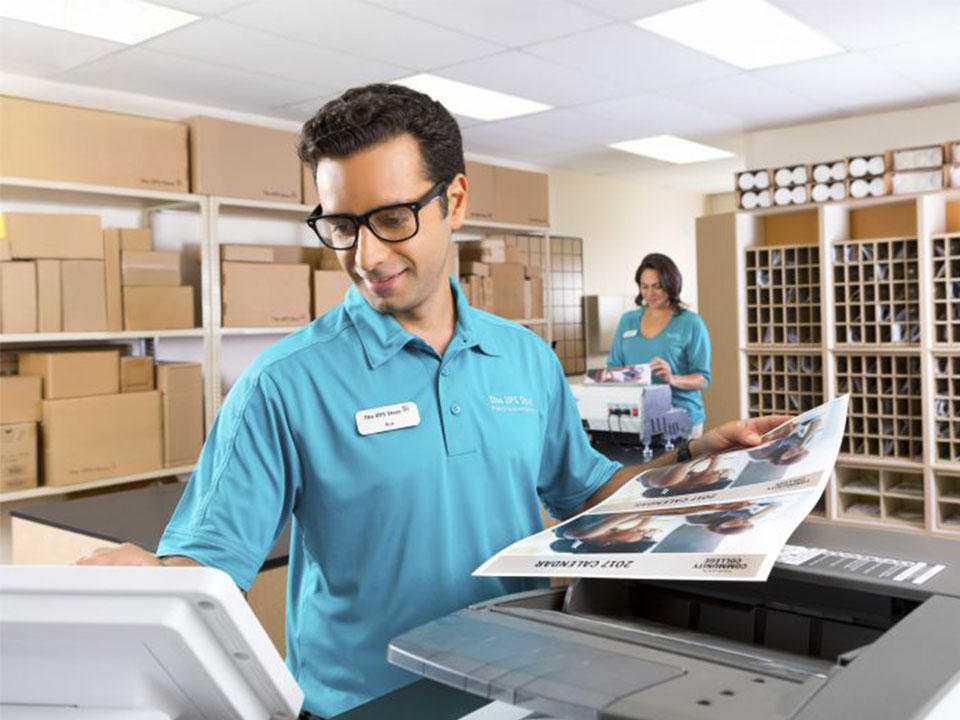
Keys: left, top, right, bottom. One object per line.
{"left": 476, "top": 395, "right": 849, "bottom": 582}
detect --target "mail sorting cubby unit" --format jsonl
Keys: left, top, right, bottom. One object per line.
{"left": 835, "top": 352, "right": 923, "bottom": 460}
{"left": 832, "top": 237, "right": 920, "bottom": 345}
{"left": 834, "top": 464, "right": 925, "bottom": 529}
{"left": 937, "top": 472, "right": 960, "bottom": 534}
{"left": 934, "top": 354, "right": 960, "bottom": 464}
{"left": 745, "top": 245, "right": 821, "bottom": 346}
{"left": 933, "top": 234, "right": 960, "bottom": 344}
{"left": 746, "top": 351, "right": 824, "bottom": 417}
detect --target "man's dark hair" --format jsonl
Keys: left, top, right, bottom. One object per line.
{"left": 635, "top": 252, "right": 685, "bottom": 309}
{"left": 298, "top": 84, "right": 465, "bottom": 214}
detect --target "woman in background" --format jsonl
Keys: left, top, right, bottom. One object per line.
{"left": 608, "top": 253, "right": 711, "bottom": 437}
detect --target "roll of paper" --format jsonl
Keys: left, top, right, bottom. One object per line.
{"left": 791, "top": 185, "right": 808, "bottom": 204}
{"left": 894, "top": 146, "right": 943, "bottom": 171}
{"left": 792, "top": 166, "right": 807, "bottom": 185}
{"left": 831, "top": 161, "right": 847, "bottom": 181}
{"left": 741, "top": 191, "right": 758, "bottom": 209}
{"left": 869, "top": 177, "right": 887, "bottom": 196}
{"left": 813, "top": 163, "right": 832, "bottom": 183}
{"left": 738, "top": 172, "right": 755, "bottom": 191}
{"left": 811, "top": 183, "right": 830, "bottom": 202}
{"left": 758, "top": 189, "right": 772, "bottom": 207}
{"left": 849, "top": 157, "right": 868, "bottom": 178}
{"left": 755, "top": 170, "right": 770, "bottom": 189}
{"left": 850, "top": 178, "right": 870, "bottom": 198}
{"left": 830, "top": 181, "right": 846, "bottom": 200}
{"left": 775, "top": 187, "right": 793, "bottom": 205}
{"left": 775, "top": 168, "right": 793, "bottom": 187}
{"left": 867, "top": 155, "right": 886, "bottom": 176}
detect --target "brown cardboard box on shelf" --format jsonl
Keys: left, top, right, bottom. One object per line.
{"left": 493, "top": 167, "right": 549, "bottom": 227}
{"left": 1, "top": 422, "right": 38, "bottom": 493}
{"left": 465, "top": 161, "right": 495, "bottom": 221}
{"left": 123, "top": 286, "right": 195, "bottom": 330}
{"left": 302, "top": 163, "right": 318, "bottom": 206}
{"left": 36, "top": 260, "right": 62, "bottom": 332}
{"left": 1, "top": 351, "right": 16, "bottom": 376}
{"left": 0, "top": 375, "right": 42, "bottom": 423}
{"left": 0, "top": 96, "right": 189, "bottom": 192}
{"left": 2, "top": 213, "right": 103, "bottom": 259}
{"left": 481, "top": 277, "right": 495, "bottom": 313}
{"left": 489, "top": 262, "right": 526, "bottom": 319}
{"left": 42, "top": 391, "right": 163, "bottom": 487}
{"left": 220, "top": 244, "right": 322, "bottom": 266}
{"left": 524, "top": 276, "right": 544, "bottom": 319}
{"left": 314, "top": 269, "right": 354, "bottom": 317}
{"left": 121, "top": 250, "right": 181, "bottom": 286}
{"left": 120, "top": 356, "right": 155, "bottom": 393}
{"left": 189, "top": 116, "right": 300, "bottom": 203}
{"left": 461, "top": 261, "right": 490, "bottom": 278}
{"left": 460, "top": 238, "right": 506, "bottom": 263}
{"left": 319, "top": 248, "right": 340, "bottom": 270}
{"left": 504, "top": 245, "right": 523, "bottom": 264}
{"left": 222, "top": 262, "right": 310, "bottom": 327}
{"left": 102, "top": 230, "right": 123, "bottom": 330}
{"left": 0, "top": 237, "right": 9, "bottom": 262}
{"left": 524, "top": 263, "right": 542, "bottom": 279}
{"left": 19, "top": 349, "right": 120, "bottom": 399}
{"left": 104, "top": 228, "right": 153, "bottom": 252}
{"left": 1, "top": 261, "right": 37, "bottom": 333}
{"left": 157, "top": 362, "right": 204, "bottom": 467}
{"left": 61, "top": 260, "right": 107, "bottom": 331}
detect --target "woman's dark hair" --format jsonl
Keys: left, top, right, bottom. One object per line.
{"left": 297, "top": 83, "right": 465, "bottom": 214}
{"left": 634, "top": 253, "right": 684, "bottom": 309}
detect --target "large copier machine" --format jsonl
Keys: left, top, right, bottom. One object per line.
{"left": 389, "top": 522, "right": 960, "bottom": 719}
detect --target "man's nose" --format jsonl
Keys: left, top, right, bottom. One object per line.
{"left": 354, "top": 224, "right": 390, "bottom": 273}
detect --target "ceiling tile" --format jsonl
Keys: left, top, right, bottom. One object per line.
{"left": 272, "top": 95, "right": 486, "bottom": 130}
{"left": 148, "top": 0, "right": 256, "bottom": 15}
{"left": 438, "top": 51, "right": 621, "bottom": 107}
{"left": 867, "top": 33, "right": 960, "bottom": 96}
{"left": 0, "top": 18, "right": 123, "bottom": 76}
{"left": 660, "top": 73, "right": 833, "bottom": 128}
{"left": 491, "top": 108, "right": 643, "bottom": 145}
{"left": 222, "top": 0, "right": 503, "bottom": 69}
{"left": 754, "top": 52, "right": 933, "bottom": 113}
{"left": 57, "top": 47, "right": 330, "bottom": 113}
{"left": 570, "top": 1, "right": 698, "bottom": 21}
{"left": 462, "top": 122, "right": 587, "bottom": 158}
{"left": 770, "top": 0, "right": 960, "bottom": 51}
{"left": 524, "top": 23, "right": 739, "bottom": 93}
{"left": 143, "top": 18, "right": 407, "bottom": 88}
{"left": 577, "top": 92, "right": 744, "bottom": 140}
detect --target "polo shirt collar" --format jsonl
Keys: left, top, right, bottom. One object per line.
{"left": 344, "top": 276, "right": 502, "bottom": 369}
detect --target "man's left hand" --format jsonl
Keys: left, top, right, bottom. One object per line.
{"left": 692, "top": 416, "right": 792, "bottom": 458}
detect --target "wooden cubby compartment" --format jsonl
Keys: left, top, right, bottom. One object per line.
{"left": 836, "top": 465, "right": 924, "bottom": 528}
{"left": 836, "top": 353, "right": 923, "bottom": 460}
{"left": 937, "top": 473, "right": 960, "bottom": 534}
{"left": 747, "top": 352, "right": 823, "bottom": 416}
{"left": 932, "top": 234, "right": 960, "bottom": 344}
{"left": 745, "top": 244, "right": 821, "bottom": 345}
{"left": 934, "top": 354, "right": 960, "bottom": 464}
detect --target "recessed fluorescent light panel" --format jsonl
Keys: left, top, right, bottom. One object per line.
{"left": 634, "top": 0, "right": 844, "bottom": 70}
{"left": 609, "top": 135, "right": 734, "bottom": 164}
{"left": 395, "top": 74, "right": 551, "bottom": 121}
{"left": 0, "top": 0, "right": 198, "bottom": 44}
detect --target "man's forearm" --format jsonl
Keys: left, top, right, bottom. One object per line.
{"left": 158, "top": 555, "right": 202, "bottom": 567}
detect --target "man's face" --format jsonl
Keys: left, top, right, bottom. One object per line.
{"left": 314, "top": 133, "right": 466, "bottom": 315}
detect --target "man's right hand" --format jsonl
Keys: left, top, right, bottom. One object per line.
{"left": 77, "top": 543, "right": 161, "bottom": 566}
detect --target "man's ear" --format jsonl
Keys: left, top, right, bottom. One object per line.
{"left": 446, "top": 173, "right": 468, "bottom": 230}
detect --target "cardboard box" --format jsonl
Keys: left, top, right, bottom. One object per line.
{"left": 488, "top": 262, "right": 526, "bottom": 319}
{"left": 524, "top": 276, "right": 544, "bottom": 319}
{"left": 481, "top": 277, "right": 495, "bottom": 313}
{"left": 222, "top": 262, "right": 310, "bottom": 326}
{"left": 461, "top": 261, "right": 490, "bottom": 278}
{"left": 2, "top": 213, "right": 103, "bottom": 259}
{"left": 157, "top": 363, "right": 204, "bottom": 467}
{"left": 120, "top": 228, "right": 152, "bottom": 252}
{"left": 891, "top": 144, "right": 944, "bottom": 171}
{"left": 42, "top": 391, "right": 163, "bottom": 486}
{"left": 189, "top": 116, "right": 300, "bottom": 203}
{"left": 524, "top": 264, "right": 542, "bottom": 279}
{"left": 0, "top": 236, "right": 9, "bottom": 262}
{"left": 36, "top": 259, "right": 62, "bottom": 332}
{"left": 121, "top": 250, "right": 181, "bottom": 286}
{"left": 319, "top": 248, "right": 341, "bottom": 270}
{"left": 0, "top": 261, "right": 37, "bottom": 333}
{"left": 493, "top": 166, "right": 549, "bottom": 227}
{"left": 505, "top": 245, "right": 523, "bottom": 264}
{"left": 61, "top": 260, "right": 108, "bottom": 331}
{"left": 460, "top": 238, "right": 506, "bottom": 263}
{"left": 102, "top": 230, "right": 123, "bottom": 331}
{"left": 465, "top": 160, "right": 495, "bottom": 221}
{"left": 123, "top": 286, "right": 195, "bottom": 330}
{"left": 0, "top": 96, "right": 189, "bottom": 192}
{"left": 1, "top": 351, "right": 16, "bottom": 377}
{"left": 0, "top": 375, "right": 42, "bottom": 423}
{"left": 19, "top": 349, "right": 120, "bottom": 399}
{"left": 314, "top": 269, "right": 353, "bottom": 317}
{"left": 1, "top": 422, "right": 38, "bottom": 493}
{"left": 120, "top": 356, "right": 155, "bottom": 393}
{"left": 220, "top": 244, "right": 322, "bottom": 266}
{"left": 303, "top": 163, "right": 318, "bottom": 206}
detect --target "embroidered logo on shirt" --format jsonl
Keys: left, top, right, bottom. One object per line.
{"left": 489, "top": 394, "right": 536, "bottom": 413}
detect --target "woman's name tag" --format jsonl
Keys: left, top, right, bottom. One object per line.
{"left": 356, "top": 402, "right": 420, "bottom": 436}
{"left": 622, "top": 329, "right": 638, "bottom": 338}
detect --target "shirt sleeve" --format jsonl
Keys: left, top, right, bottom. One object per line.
{"left": 538, "top": 353, "right": 622, "bottom": 519}
{"left": 156, "top": 370, "right": 299, "bottom": 591}
{"left": 607, "top": 313, "right": 627, "bottom": 367}
{"left": 685, "top": 313, "right": 712, "bottom": 390}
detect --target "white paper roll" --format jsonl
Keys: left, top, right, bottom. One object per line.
{"left": 738, "top": 172, "right": 755, "bottom": 191}
{"left": 792, "top": 166, "right": 807, "bottom": 185}
{"left": 869, "top": 177, "right": 887, "bottom": 196}
{"left": 831, "top": 161, "right": 847, "bottom": 181}
{"left": 867, "top": 155, "right": 886, "bottom": 176}
{"left": 893, "top": 170, "right": 942, "bottom": 194}
{"left": 775, "top": 168, "right": 793, "bottom": 187}
{"left": 830, "top": 181, "right": 846, "bottom": 200}
{"left": 774, "top": 187, "right": 793, "bottom": 205}
{"left": 950, "top": 165, "right": 960, "bottom": 188}
{"left": 758, "top": 189, "right": 772, "bottom": 207}
{"left": 755, "top": 170, "right": 770, "bottom": 189}
{"left": 813, "top": 164, "right": 832, "bottom": 183}
{"left": 850, "top": 178, "right": 869, "bottom": 198}
{"left": 812, "top": 183, "right": 830, "bottom": 202}
{"left": 791, "top": 185, "right": 808, "bottom": 204}
{"left": 849, "top": 157, "right": 868, "bottom": 178}
{"left": 894, "top": 146, "right": 943, "bottom": 171}
{"left": 741, "top": 191, "right": 758, "bottom": 209}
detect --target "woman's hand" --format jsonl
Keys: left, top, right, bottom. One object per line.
{"left": 691, "top": 416, "right": 792, "bottom": 458}
{"left": 650, "top": 356, "right": 673, "bottom": 385}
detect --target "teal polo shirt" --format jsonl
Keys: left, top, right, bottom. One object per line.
{"left": 607, "top": 307, "right": 712, "bottom": 425}
{"left": 157, "top": 278, "right": 621, "bottom": 717}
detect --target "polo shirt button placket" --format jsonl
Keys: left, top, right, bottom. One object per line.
{"left": 450, "top": 403, "right": 461, "bottom": 416}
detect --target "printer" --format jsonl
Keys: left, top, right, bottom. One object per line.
{"left": 389, "top": 522, "right": 960, "bottom": 719}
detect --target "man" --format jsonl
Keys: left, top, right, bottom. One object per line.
{"left": 80, "top": 83, "right": 786, "bottom": 718}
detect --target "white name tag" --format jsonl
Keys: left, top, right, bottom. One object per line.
{"left": 355, "top": 402, "right": 420, "bottom": 436}
{"left": 622, "top": 329, "right": 638, "bottom": 338}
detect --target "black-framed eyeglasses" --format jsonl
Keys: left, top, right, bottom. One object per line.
{"left": 305, "top": 181, "right": 448, "bottom": 250}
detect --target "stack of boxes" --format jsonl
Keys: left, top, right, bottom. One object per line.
{"left": 0, "top": 214, "right": 196, "bottom": 333}
{"left": 891, "top": 144, "right": 946, "bottom": 195}
{"left": 458, "top": 236, "right": 543, "bottom": 320}
{"left": 0, "top": 349, "right": 204, "bottom": 493}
